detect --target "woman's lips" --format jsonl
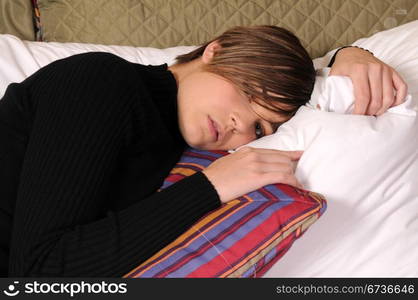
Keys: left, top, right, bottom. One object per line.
{"left": 208, "top": 116, "right": 219, "bottom": 142}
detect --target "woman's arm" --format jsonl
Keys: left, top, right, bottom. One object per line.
{"left": 328, "top": 46, "right": 408, "bottom": 116}
{"left": 7, "top": 52, "right": 221, "bottom": 277}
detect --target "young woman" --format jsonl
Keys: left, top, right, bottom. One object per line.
{"left": 0, "top": 26, "right": 406, "bottom": 277}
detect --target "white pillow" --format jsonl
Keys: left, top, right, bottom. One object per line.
{"left": 240, "top": 20, "right": 418, "bottom": 277}
{"left": 0, "top": 34, "right": 197, "bottom": 98}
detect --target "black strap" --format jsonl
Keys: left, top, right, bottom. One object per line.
{"left": 327, "top": 46, "right": 374, "bottom": 68}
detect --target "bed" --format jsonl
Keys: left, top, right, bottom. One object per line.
{"left": 1, "top": 0, "right": 417, "bottom": 278}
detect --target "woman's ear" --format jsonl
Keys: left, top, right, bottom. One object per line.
{"left": 201, "top": 41, "right": 221, "bottom": 64}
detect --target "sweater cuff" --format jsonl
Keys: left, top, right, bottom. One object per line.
{"left": 124, "top": 171, "right": 222, "bottom": 225}
{"left": 166, "top": 171, "right": 222, "bottom": 210}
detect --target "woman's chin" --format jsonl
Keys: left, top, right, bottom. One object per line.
{"left": 186, "top": 141, "right": 215, "bottom": 151}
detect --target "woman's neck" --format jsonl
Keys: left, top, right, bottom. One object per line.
{"left": 168, "top": 58, "right": 204, "bottom": 86}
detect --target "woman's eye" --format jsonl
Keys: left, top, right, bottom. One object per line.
{"left": 255, "top": 122, "right": 264, "bottom": 139}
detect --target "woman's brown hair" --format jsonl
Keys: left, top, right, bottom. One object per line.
{"left": 176, "top": 25, "right": 315, "bottom": 122}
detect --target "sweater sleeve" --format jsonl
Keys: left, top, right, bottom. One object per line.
{"left": 8, "top": 52, "right": 221, "bottom": 277}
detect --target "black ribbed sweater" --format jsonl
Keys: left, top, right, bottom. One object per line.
{"left": 0, "top": 52, "right": 221, "bottom": 277}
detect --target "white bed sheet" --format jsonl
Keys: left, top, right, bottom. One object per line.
{"left": 0, "top": 36, "right": 196, "bottom": 98}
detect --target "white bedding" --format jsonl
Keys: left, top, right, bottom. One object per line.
{"left": 0, "top": 37, "right": 196, "bottom": 98}
{"left": 1, "top": 20, "right": 417, "bottom": 277}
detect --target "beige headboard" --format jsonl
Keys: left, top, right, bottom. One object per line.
{"left": 0, "top": 0, "right": 35, "bottom": 41}
{"left": 36, "top": 0, "right": 418, "bottom": 58}
{"left": 1, "top": 0, "right": 418, "bottom": 58}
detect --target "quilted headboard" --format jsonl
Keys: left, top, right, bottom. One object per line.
{"left": 1, "top": 1, "right": 417, "bottom": 58}
{"left": 0, "top": 0, "right": 35, "bottom": 41}
{"left": 35, "top": 0, "right": 418, "bottom": 58}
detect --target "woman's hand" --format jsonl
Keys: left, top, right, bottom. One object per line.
{"left": 202, "top": 147, "right": 303, "bottom": 203}
{"left": 329, "top": 47, "right": 408, "bottom": 116}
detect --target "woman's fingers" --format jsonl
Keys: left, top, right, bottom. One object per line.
{"left": 204, "top": 146, "right": 305, "bottom": 203}
{"left": 365, "top": 63, "right": 383, "bottom": 115}
{"left": 264, "top": 171, "right": 304, "bottom": 189}
{"left": 392, "top": 70, "right": 408, "bottom": 106}
{"left": 351, "top": 64, "right": 370, "bottom": 115}
{"left": 255, "top": 161, "right": 296, "bottom": 174}
{"left": 351, "top": 63, "right": 407, "bottom": 116}
{"left": 238, "top": 146, "right": 303, "bottom": 161}
{"left": 329, "top": 46, "right": 409, "bottom": 116}
{"left": 376, "top": 66, "right": 395, "bottom": 116}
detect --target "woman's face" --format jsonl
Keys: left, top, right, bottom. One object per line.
{"left": 176, "top": 70, "right": 288, "bottom": 151}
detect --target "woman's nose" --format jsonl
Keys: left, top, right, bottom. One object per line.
{"left": 229, "top": 114, "right": 253, "bottom": 137}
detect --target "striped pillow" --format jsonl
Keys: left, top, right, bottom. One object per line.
{"left": 124, "top": 148, "right": 326, "bottom": 278}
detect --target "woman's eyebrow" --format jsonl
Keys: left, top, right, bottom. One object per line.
{"left": 250, "top": 106, "right": 281, "bottom": 134}
{"left": 263, "top": 120, "right": 280, "bottom": 134}
{"left": 269, "top": 122, "right": 280, "bottom": 134}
